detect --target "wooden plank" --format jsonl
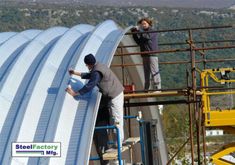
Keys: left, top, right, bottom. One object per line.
{"left": 103, "top": 146, "right": 129, "bottom": 160}
{"left": 124, "top": 137, "right": 140, "bottom": 145}
{"left": 102, "top": 137, "right": 140, "bottom": 160}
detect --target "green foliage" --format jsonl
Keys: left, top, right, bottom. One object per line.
{"left": 162, "top": 104, "right": 189, "bottom": 137}
{"left": 0, "top": 5, "right": 234, "bottom": 151}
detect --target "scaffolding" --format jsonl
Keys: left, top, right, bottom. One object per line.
{"left": 90, "top": 25, "right": 235, "bottom": 165}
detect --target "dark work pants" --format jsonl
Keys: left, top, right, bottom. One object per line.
{"left": 94, "top": 96, "right": 110, "bottom": 165}
{"left": 94, "top": 120, "right": 109, "bottom": 165}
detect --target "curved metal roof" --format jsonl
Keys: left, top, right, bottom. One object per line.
{"left": 0, "top": 29, "right": 42, "bottom": 86}
{"left": 0, "top": 32, "right": 18, "bottom": 45}
{"left": 0, "top": 20, "right": 128, "bottom": 165}
{"left": 0, "top": 20, "right": 168, "bottom": 165}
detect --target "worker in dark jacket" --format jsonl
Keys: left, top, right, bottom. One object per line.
{"left": 131, "top": 17, "right": 161, "bottom": 91}
{"left": 66, "top": 54, "right": 125, "bottom": 145}
{"left": 131, "top": 18, "right": 163, "bottom": 114}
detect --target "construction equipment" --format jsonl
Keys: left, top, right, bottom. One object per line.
{"left": 201, "top": 68, "right": 235, "bottom": 164}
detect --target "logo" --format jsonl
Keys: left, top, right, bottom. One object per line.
{"left": 12, "top": 142, "right": 61, "bottom": 157}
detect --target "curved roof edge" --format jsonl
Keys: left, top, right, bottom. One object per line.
{"left": 0, "top": 20, "right": 129, "bottom": 165}
{"left": 0, "top": 20, "right": 168, "bottom": 165}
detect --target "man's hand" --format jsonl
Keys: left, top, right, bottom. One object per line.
{"left": 65, "top": 87, "right": 79, "bottom": 97}
{"left": 68, "top": 69, "right": 81, "bottom": 76}
{"left": 68, "top": 69, "right": 75, "bottom": 75}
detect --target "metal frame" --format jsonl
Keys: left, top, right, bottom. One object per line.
{"left": 115, "top": 25, "right": 235, "bottom": 165}
{"left": 93, "top": 125, "right": 123, "bottom": 165}
{"left": 90, "top": 115, "right": 144, "bottom": 165}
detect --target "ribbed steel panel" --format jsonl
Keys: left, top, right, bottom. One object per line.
{"left": 73, "top": 25, "right": 131, "bottom": 165}
{"left": 0, "top": 20, "right": 167, "bottom": 165}
{"left": 0, "top": 21, "right": 126, "bottom": 165}
{"left": 26, "top": 24, "right": 94, "bottom": 165}
{"left": 49, "top": 20, "right": 121, "bottom": 165}
{"left": 0, "top": 30, "right": 42, "bottom": 88}
{"left": 0, "top": 27, "right": 68, "bottom": 164}
{"left": 0, "top": 32, "right": 17, "bottom": 45}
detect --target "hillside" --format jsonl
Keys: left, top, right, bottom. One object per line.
{"left": 1, "top": 0, "right": 235, "bottom": 9}
{"left": 0, "top": 4, "right": 234, "bottom": 98}
{"left": 0, "top": 5, "right": 235, "bottom": 152}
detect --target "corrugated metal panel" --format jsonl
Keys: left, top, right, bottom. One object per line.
{"left": 0, "top": 27, "right": 68, "bottom": 164}
{"left": 0, "top": 32, "right": 17, "bottom": 45}
{"left": 28, "top": 24, "right": 94, "bottom": 165}
{"left": 49, "top": 20, "right": 121, "bottom": 165}
{"left": 0, "top": 21, "right": 127, "bottom": 165}
{"left": 0, "top": 30, "right": 42, "bottom": 88}
{"left": 0, "top": 20, "right": 126, "bottom": 165}
{"left": 0, "top": 20, "right": 167, "bottom": 165}
{"left": 66, "top": 21, "right": 123, "bottom": 165}
{"left": 74, "top": 25, "right": 132, "bottom": 165}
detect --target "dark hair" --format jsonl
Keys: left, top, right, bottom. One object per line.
{"left": 138, "top": 18, "right": 153, "bottom": 26}
{"left": 84, "top": 53, "right": 96, "bottom": 65}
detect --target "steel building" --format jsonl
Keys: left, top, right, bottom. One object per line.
{"left": 0, "top": 20, "right": 167, "bottom": 165}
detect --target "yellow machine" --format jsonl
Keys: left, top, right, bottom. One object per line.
{"left": 201, "top": 68, "right": 235, "bottom": 165}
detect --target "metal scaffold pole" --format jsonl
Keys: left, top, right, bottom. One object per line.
{"left": 187, "top": 69, "right": 195, "bottom": 164}
{"left": 188, "top": 29, "right": 201, "bottom": 165}
{"left": 106, "top": 24, "right": 235, "bottom": 165}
